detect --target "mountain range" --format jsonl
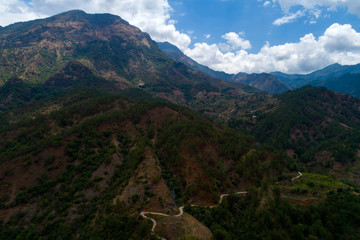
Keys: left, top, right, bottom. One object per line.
{"left": 1, "top": 10, "right": 360, "bottom": 240}
{"left": 158, "top": 41, "right": 293, "bottom": 94}
{"left": 159, "top": 41, "right": 360, "bottom": 98}
{"left": 272, "top": 63, "right": 360, "bottom": 87}
{"left": 272, "top": 63, "right": 360, "bottom": 98}
{"left": 0, "top": 10, "right": 270, "bottom": 123}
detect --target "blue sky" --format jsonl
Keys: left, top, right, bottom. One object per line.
{"left": 171, "top": 0, "right": 284, "bottom": 52}
{"left": 1, "top": 0, "right": 360, "bottom": 74}
{"left": 170, "top": 0, "right": 359, "bottom": 53}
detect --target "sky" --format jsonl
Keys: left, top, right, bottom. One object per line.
{"left": 0, "top": 0, "right": 360, "bottom": 74}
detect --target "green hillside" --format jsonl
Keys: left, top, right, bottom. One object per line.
{"left": 311, "top": 73, "right": 360, "bottom": 98}
{"left": 252, "top": 86, "right": 360, "bottom": 169}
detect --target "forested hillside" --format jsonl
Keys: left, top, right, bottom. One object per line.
{"left": 0, "top": 88, "right": 295, "bottom": 239}
{"left": 186, "top": 189, "right": 360, "bottom": 240}
{"left": 251, "top": 86, "right": 360, "bottom": 173}
{"left": 311, "top": 73, "right": 360, "bottom": 98}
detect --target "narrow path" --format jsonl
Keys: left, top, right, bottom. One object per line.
{"left": 140, "top": 212, "right": 158, "bottom": 232}
{"left": 291, "top": 172, "right": 302, "bottom": 181}
{"left": 219, "top": 191, "right": 248, "bottom": 204}
{"left": 207, "top": 191, "right": 248, "bottom": 208}
{"left": 174, "top": 206, "right": 184, "bottom": 217}
{"left": 140, "top": 206, "right": 184, "bottom": 232}
{"left": 140, "top": 191, "right": 247, "bottom": 234}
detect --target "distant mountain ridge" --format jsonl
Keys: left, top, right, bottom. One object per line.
{"left": 158, "top": 41, "right": 360, "bottom": 97}
{"left": 273, "top": 63, "right": 360, "bottom": 85}
{"left": 272, "top": 63, "right": 360, "bottom": 97}
{"left": 310, "top": 73, "right": 360, "bottom": 98}
{"left": 158, "top": 41, "right": 292, "bottom": 94}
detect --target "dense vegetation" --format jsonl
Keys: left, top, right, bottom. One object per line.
{"left": 252, "top": 86, "right": 360, "bottom": 166}
{"left": 186, "top": 189, "right": 360, "bottom": 240}
{"left": 311, "top": 73, "right": 360, "bottom": 98}
{"left": 0, "top": 82, "right": 308, "bottom": 239}
{"left": 0, "top": 89, "right": 289, "bottom": 239}
{"left": 154, "top": 114, "right": 296, "bottom": 205}
{"left": 0, "top": 94, "right": 158, "bottom": 239}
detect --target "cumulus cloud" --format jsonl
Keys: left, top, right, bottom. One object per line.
{"left": 0, "top": 0, "right": 191, "bottom": 50}
{"left": 321, "top": 23, "right": 360, "bottom": 52}
{"left": 222, "top": 32, "right": 252, "bottom": 50}
{"left": 185, "top": 23, "right": 360, "bottom": 74}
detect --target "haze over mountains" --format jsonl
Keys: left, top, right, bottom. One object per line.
{"left": 0, "top": 10, "right": 360, "bottom": 240}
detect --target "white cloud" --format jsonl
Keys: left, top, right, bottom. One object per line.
{"left": 273, "top": 10, "right": 304, "bottom": 26}
{"left": 271, "top": 0, "right": 360, "bottom": 26}
{"left": 185, "top": 23, "right": 360, "bottom": 74}
{"left": 320, "top": 23, "right": 360, "bottom": 52}
{"left": 222, "top": 32, "right": 251, "bottom": 50}
{"left": 0, "top": 0, "right": 191, "bottom": 51}
{"left": 0, "top": 0, "right": 45, "bottom": 26}
{"left": 263, "top": 1, "right": 271, "bottom": 7}
{"left": 218, "top": 43, "right": 231, "bottom": 52}
{"left": 277, "top": 0, "right": 360, "bottom": 17}
{"left": 184, "top": 43, "right": 225, "bottom": 67}
{"left": 168, "top": 19, "right": 177, "bottom": 25}
{"left": 204, "top": 34, "right": 211, "bottom": 39}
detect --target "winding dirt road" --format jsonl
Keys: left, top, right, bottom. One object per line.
{"left": 291, "top": 171, "right": 302, "bottom": 181}
{"left": 140, "top": 191, "right": 247, "bottom": 234}
{"left": 141, "top": 172, "right": 302, "bottom": 237}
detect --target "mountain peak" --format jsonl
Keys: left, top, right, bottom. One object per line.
{"left": 48, "top": 9, "right": 129, "bottom": 26}
{"left": 0, "top": 10, "right": 157, "bottom": 84}
{"left": 317, "top": 63, "right": 342, "bottom": 72}
{"left": 46, "top": 9, "right": 88, "bottom": 24}
{"left": 53, "top": 9, "right": 87, "bottom": 17}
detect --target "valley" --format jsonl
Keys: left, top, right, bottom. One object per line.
{"left": 0, "top": 10, "right": 359, "bottom": 240}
